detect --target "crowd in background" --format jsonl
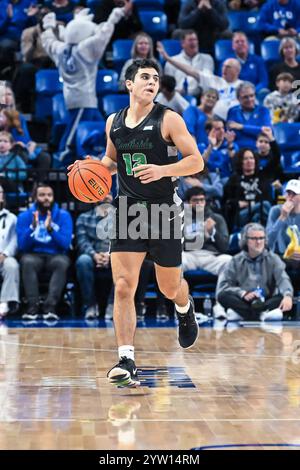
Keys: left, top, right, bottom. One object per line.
{"left": 0, "top": 0, "right": 300, "bottom": 323}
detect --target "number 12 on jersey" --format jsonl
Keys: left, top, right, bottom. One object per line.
{"left": 123, "top": 153, "right": 147, "bottom": 176}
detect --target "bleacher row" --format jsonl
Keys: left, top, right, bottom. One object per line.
{"left": 35, "top": 63, "right": 300, "bottom": 173}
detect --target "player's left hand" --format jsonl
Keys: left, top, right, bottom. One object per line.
{"left": 132, "top": 164, "right": 165, "bottom": 183}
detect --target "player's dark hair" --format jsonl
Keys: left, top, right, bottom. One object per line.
{"left": 125, "top": 59, "right": 160, "bottom": 82}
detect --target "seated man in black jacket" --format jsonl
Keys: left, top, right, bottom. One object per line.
{"left": 182, "top": 187, "right": 232, "bottom": 275}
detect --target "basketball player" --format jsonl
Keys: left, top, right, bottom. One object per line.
{"left": 69, "top": 59, "right": 204, "bottom": 387}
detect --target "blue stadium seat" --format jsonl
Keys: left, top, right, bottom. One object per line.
{"left": 184, "top": 95, "right": 197, "bottom": 107}
{"left": 112, "top": 39, "right": 133, "bottom": 74}
{"left": 102, "top": 94, "right": 129, "bottom": 117}
{"left": 134, "top": 0, "right": 165, "bottom": 9}
{"left": 228, "top": 11, "right": 259, "bottom": 35}
{"left": 260, "top": 40, "right": 280, "bottom": 66}
{"left": 52, "top": 93, "right": 68, "bottom": 124}
{"left": 96, "top": 69, "right": 119, "bottom": 96}
{"left": 158, "top": 39, "right": 181, "bottom": 65}
{"left": 76, "top": 121, "right": 106, "bottom": 158}
{"left": 273, "top": 123, "right": 300, "bottom": 152}
{"left": 51, "top": 93, "right": 68, "bottom": 147}
{"left": 139, "top": 10, "right": 168, "bottom": 40}
{"left": 280, "top": 151, "right": 300, "bottom": 175}
{"left": 35, "top": 69, "right": 63, "bottom": 120}
{"left": 214, "top": 39, "right": 255, "bottom": 63}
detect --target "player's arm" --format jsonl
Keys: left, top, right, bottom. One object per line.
{"left": 99, "top": 114, "right": 118, "bottom": 175}
{"left": 132, "top": 111, "right": 204, "bottom": 184}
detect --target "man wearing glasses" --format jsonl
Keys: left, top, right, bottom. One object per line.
{"left": 227, "top": 82, "right": 272, "bottom": 149}
{"left": 216, "top": 222, "right": 293, "bottom": 321}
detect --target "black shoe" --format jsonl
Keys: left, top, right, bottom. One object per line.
{"left": 175, "top": 295, "right": 199, "bottom": 349}
{"left": 22, "top": 305, "right": 39, "bottom": 321}
{"left": 107, "top": 357, "right": 140, "bottom": 388}
{"left": 43, "top": 312, "right": 59, "bottom": 321}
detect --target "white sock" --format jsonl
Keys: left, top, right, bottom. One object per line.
{"left": 118, "top": 345, "right": 135, "bottom": 361}
{"left": 175, "top": 300, "right": 190, "bottom": 314}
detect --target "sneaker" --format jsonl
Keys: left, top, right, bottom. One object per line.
{"left": 0, "top": 302, "right": 9, "bottom": 317}
{"left": 175, "top": 295, "right": 199, "bottom": 349}
{"left": 107, "top": 357, "right": 140, "bottom": 388}
{"left": 104, "top": 303, "right": 114, "bottom": 320}
{"left": 22, "top": 305, "right": 39, "bottom": 321}
{"left": 213, "top": 302, "right": 227, "bottom": 320}
{"left": 43, "top": 312, "right": 59, "bottom": 321}
{"left": 260, "top": 308, "right": 283, "bottom": 322}
{"left": 226, "top": 308, "right": 243, "bottom": 322}
{"left": 85, "top": 304, "right": 99, "bottom": 320}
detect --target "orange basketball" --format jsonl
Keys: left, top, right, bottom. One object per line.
{"left": 68, "top": 158, "right": 112, "bottom": 203}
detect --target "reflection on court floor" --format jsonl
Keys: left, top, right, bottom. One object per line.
{"left": 0, "top": 324, "right": 300, "bottom": 449}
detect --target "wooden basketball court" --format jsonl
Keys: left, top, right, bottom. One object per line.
{"left": 1, "top": 324, "right": 300, "bottom": 450}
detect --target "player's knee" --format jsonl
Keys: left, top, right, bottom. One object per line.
{"left": 115, "top": 277, "right": 135, "bottom": 299}
{"left": 159, "top": 284, "right": 179, "bottom": 300}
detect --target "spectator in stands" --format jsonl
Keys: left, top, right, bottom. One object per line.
{"left": 178, "top": 0, "right": 229, "bottom": 55}
{"left": 267, "top": 179, "right": 300, "bottom": 260}
{"left": 183, "top": 88, "right": 219, "bottom": 144}
{"left": 228, "top": 0, "right": 265, "bottom": 10}
{"left": 0, "top": 82, "right": 51, "bottom": 178}
{"left": 227, "top": 82, "right": 272, "bottom": 149}
{"left": 182, "top": 186, "right": 232, "bottom": 274}
{"left": 158, "top": 41, "right": 241, "bottom": 120}
{"left": 0, "top": 131, "right": 27, "bottom": 192}
{"left": 119, "top": 32, "right": 162, "bottom": 90}
{"left": 76, "top": 194, "right": 114, "bottom": 319}
{"left": 224, "top": 148, "right": 273, "bottom": 228}
{"left": 17, "top": 183, "right": 73, "bottom": 322}
{"left": 41, "top": 3, "right": 130, "bottom": 166}
{"left": 178, "top": 165, "right": 224, "bottom": 201}
{"left": 155, "top": 75, "right": 190, "bottom": 115}
{"left": 48, "top": 0, "right": 75, "bottom": 24}
{"left": 162, "top": 29, "right": 214, "bottom": 97}
{"left": 269, "top": 37, "right": 300, "bottom": 90}
{"left": 199, "top": 118, "right": 237, "bottom": 181}
{"left": 231, "top": 32, "right": 269, "bottom": 94}
{"left": 264, "top": 72, "right": 299, "bottom": 123}
{"left": 94, "top": 0, "right": 142, "bottom": 43}
{"left": 255, "top": 126, "right": 283, "bottom": 184}
{"left": 0, "top": 0, "right": 34, "bottom": 80}
{"left": 216, "top": 222, "right": 293, "bottom": 321}
{"left": 0, "top": 184, "right": 19, "bottom": 318}
{"left": 257, "top": 0, "right": 300, "bottom": 39}
{"left": 14, "top": 5, "right": 54, "bottom": 113}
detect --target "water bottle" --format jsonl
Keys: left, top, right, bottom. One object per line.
{"left": 251, "top": 285, "right": 265, "bottom": 311}
{"left": 203, "top": 295, "right": 212, "bottom": 317}
{"left": 254, "top": 286, "right": 265, "bottom": 302}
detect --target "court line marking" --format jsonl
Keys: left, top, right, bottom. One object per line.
{"left": 0, "top": 338, "right": 297, "bottom": 360}
{"left": 1, "top": 418, "right": 300, "bottom": 423}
